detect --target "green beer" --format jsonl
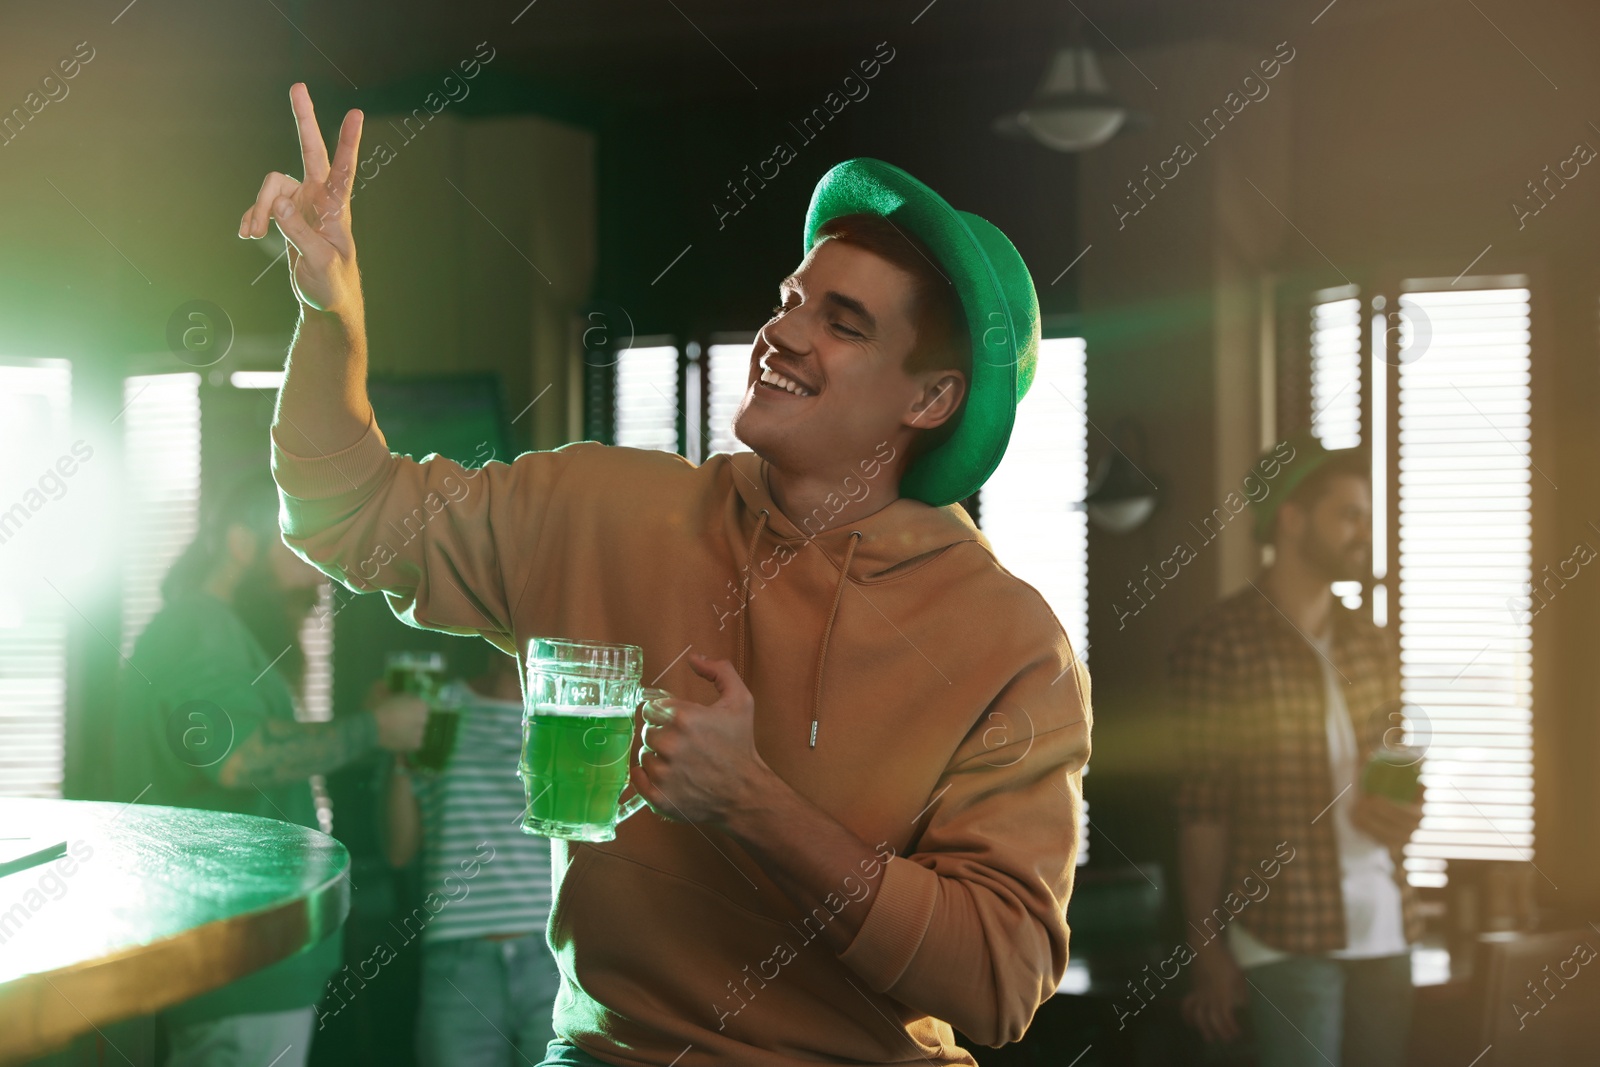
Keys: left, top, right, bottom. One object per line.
{"left": 519, "top": 638, "right": 649, "bottom": 842}
{"left": 520, "top": 704, "right": 634, "bottom": 834}
{"left": 413, "top": 704, "right": 462, "bottom": 774}
{"left": 385, "top": 651, "right": 457, "bottom": 774}
{"left": 384, "top": 651, "right": 444, "bottom": 700}
{"left": 1361, "top": 747, "right": 1423, "bottom": 805}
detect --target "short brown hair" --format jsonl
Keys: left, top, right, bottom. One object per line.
{"left": 814, "top": 213, "right": 970, "bottom": 457}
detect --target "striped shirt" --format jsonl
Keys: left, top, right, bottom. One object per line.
{"left": 411, "top": 679, "right": 552, "bottom": 943}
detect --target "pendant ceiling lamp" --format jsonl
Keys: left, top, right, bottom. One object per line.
{"left": 995, "top": 11, "right": 1133, "bottom": 153}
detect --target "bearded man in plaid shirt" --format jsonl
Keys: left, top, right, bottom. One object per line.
{"left": 1171, "top": 435, "right": 1426, "bottom": 1067}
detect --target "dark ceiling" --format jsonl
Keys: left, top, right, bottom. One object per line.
{"left": 270, "top": 0, "right": 1286, "bottom": 342}
{"left": 291, "top": 0, "right": 1271, "bottom": 113}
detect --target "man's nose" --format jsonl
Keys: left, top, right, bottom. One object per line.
{"left": 761, "top": 310, "right": 809, "bottom": 358}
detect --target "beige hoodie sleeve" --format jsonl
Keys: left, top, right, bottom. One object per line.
{"left": 837, "top": 630, "right": 1092, "bottom": 1046}
{"left": 269, "top": 411, "right": 577, "bottom": 653}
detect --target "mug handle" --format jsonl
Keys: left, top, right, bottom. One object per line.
{"left": 618, "top": 688, "right": 669, "bottom": 825}
{"left": 616, "top": 787, "right": 649, "bottom": 825}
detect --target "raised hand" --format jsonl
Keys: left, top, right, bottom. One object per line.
{"left": 371, "top": 692, "right": 430, "bottom": 753}
{"left": 1351, "top": 789, "right": 1426, "bottom": 851}
{"left": 238, "top": 83, "right": 364, "bottom": 318}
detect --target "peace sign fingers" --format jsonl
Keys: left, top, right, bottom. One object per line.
{"left": 328, "top": 106, "right": 364, "bottom": 204}
{"left": 237, "top": 81, "right": 367, "bottom": 317}
{"left": 290, "top": 82, "right": 330, "bottom": 184}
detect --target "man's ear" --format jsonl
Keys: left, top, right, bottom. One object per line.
{"left": 1274, "top": 500, "right": 1306, "bottom": 547}
{"left": 905, "top": 371, "right": 967, "bottom": 432}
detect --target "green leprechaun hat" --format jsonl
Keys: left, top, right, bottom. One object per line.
{"left": 803, "top": 158, "right": 1041, "bottom": 508}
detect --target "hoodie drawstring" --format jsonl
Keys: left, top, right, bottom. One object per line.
{"left": 734, "top": 509, "right": 859, "bottom": 751}
{"left": 735, "top": 509, "right": 770, "bottom": 679}
{"left": 810, "top": 530, "right": 862, "bottom": 749}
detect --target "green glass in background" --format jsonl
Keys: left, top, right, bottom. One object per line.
{"left": 412, "top": 686, "right": 464, "bottom": 774}
{"left": 385, "top": 650, "right": 445, "bottom": 699}
{"left": 385, "top": 651, "right": 460, "bottom": 774}
{"left": 1361, "top": 747, "right": 1424, "bottom": 805}
{"left": 519, "top": 638, "right": 653, "bottom": 842}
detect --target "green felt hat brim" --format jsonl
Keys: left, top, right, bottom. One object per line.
{"left": 803, "top": 159, "right": 1040, "bottom": 507}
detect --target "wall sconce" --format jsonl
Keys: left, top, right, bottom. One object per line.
{"left": 1083, "top": 421, "right": 1161, "bottom": 533}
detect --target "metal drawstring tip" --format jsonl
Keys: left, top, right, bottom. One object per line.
{"left": 808, "top": 720, "right": 818, "bottom": 748}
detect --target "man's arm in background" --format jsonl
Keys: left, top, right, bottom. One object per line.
{"left": 217, "top": 692, "right": 428, "bottom": 790}
{"left": 1170, "top": 626, "right": 1250, "bottom": 1043}
{"left": 1178, "top": 818, "right": 1248, "bottom": 1042}
{"left": 382, "top": 760, "right": 423, "bottom": 868}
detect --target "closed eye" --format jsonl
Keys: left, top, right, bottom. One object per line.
{"left": 770, "top": 299, "right": 863, "bottom": 339}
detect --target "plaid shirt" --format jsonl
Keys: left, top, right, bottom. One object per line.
{"left": 1170, "top": 583, "right": 1422, "bottom": 955}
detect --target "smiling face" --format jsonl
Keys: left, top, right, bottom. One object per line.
{"left": 731, "top": 237, "right": 965, "bottom": 486}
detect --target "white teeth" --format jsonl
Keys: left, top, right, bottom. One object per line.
{"left": 760, "top": 367, "right": 813, "bottom": 396}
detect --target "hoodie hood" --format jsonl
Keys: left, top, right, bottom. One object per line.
{"left": 725, "top": 451, "right": 985, "bottom": 581}
{"left": 723, "top": 449, "right": 985, "bottom": 749}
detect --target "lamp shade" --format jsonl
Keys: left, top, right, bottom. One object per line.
{"left": 994, "top": 45, "right": 1129, "bottom": 152}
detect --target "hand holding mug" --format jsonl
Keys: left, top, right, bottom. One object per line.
{"left": 372, "top": 693, "right": 429, "bottom": 753}
{"left": 1351, "top": 789, "right": 1425, "bottom": 851}
{"left": 630, "top": 652, "right": 773, "bottom": 826}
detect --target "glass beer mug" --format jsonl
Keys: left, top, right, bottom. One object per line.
{"left": 385, "top": 651, "right": 461, "bottom": 775}
{"left": 518, "top": 638, "right": 667, "bottom": 842}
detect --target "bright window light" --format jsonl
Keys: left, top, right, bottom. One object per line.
{"left": 230, "top": 371, "right": 285, "bottom": 389}
{"left": 1311, "top": 291, "right": 1363, "bottom": 450}
{"left": 0, "top": 359, "right": 73, "bottom": 798}
{"left": 1396, "top": 285, "right": 1534, "bottom": 888}
{"left": 120, "top": 374, "right": 201, "bottom": 657}
{"left": 615, "top": 345, "right": 679, "bottom": 453}
{"left": 980, "top": 337, "right": 1090, "bottom": 658}
{"left": 706, "top": 343, "right": 754, "bottom": 458}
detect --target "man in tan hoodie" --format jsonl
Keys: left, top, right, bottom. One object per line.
{"left": 241, "top": 83, "right": 1091, "bottom": 1067}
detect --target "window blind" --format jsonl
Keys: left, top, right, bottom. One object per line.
{"left": 979, "top": 337, "right": 1091, "bottom": 657}
{"left": 706, "top": 343, "right": 754, "bottom": 459}
{"left": 299, "top": 583, "right": 334, "bottom": 724}
{"left": 0, "top": 360, "right": 73, "bottom": 798}
{"left": 614, "top": 345, "right": 680, "bottom": 453}
{"left": 119, "top": 373, "right": 201, "bottom": 656}
{"left": 302, "top": 582, "right": 335, "bottom": 833}
{"left": 1311, "top": 292, "right": 1363, "bottom": 450}
{"left": 1395, "top": 285, "right": 1535, "bottom": 887}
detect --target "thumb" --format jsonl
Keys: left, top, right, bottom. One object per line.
{"left": 688, "top": 652, "right": 746, "bottom": 703}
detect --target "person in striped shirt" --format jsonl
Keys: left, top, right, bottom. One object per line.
{"left": 383, "top": 650, "right": 559, "bottom": 1067}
